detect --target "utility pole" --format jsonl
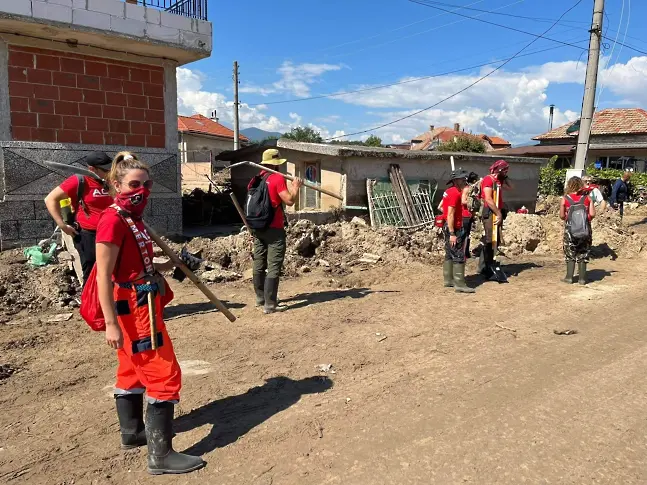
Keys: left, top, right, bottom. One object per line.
{"left": 233, "top": 61, "right": 240, "bottom": 150}
{"left": 572, "top": 0, "right": 604, "bottom": 173}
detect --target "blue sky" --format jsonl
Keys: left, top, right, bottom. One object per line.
{"left": 176, "top": 0, "right": 647, "bottom": 145}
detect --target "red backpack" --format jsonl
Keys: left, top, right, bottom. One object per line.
{"left": 79, "top": 209, "right": 173, "bottom": 331}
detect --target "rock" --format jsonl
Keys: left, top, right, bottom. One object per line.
{"left": 351, "top": 216, "right": 367, "bottom": 227}
{"left": 295, "top": 235, "right": 316, "bottom": 257}
{"left": 358, "top": 253, "right": 381, "bottom": 264}
{"left": 47, "top": 312, "right": 74, "bottom": 323}
{"left": 316, "top": 363, "right": 334, "bottom": 373}
{"left": 201, "top": 269, "right": 242, "bottom": 283}
{"left": 318, "top": 259, "right": 331, "bottom": 267}
{"left": 300, "top": 265, "right": 311, "bottom": 274}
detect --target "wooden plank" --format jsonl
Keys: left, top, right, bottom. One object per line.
{"left": 396, "top": 166, "right": 420, "bottom": 224}
{"left": 61, "top": 232, "right": 84, "bottom": 286}
{"left": 388, "top": 165, "right": 413, "bottom": 226}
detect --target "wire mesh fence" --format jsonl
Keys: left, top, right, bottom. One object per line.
{"left": 367, "top": 179, "right": 438, "bottom": 229}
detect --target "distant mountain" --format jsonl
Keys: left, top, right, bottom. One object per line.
{"left": 241, "top": 127, "right": 282, "bottom": 143}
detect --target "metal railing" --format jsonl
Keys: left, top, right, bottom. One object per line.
{"left": 129, "top": 0, "right": 208, "bottom": 21}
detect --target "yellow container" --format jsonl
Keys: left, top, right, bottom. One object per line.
{"left": 60, "top": 198, "right": 74, "bottom": 225}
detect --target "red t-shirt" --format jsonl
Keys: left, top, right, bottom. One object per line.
{"left": 441, "top": 188, "right": 472, "bottom": 218}
{"left": 59, "top": 175, "right": 112, "bottom": 230}
{"left": 261, "top": 171, "right": 288, "bottom": 229}
{"left": 96, "top": 208, "right": 154, "bottom": 283}
{"left": 480, "top": 175, "right": 503, "bottom": 208}
{"left": 441, "top": 186, "right": 463, "bottom": 230}
{"left": 564, "top": 193, "right": 592, "bottom": 221}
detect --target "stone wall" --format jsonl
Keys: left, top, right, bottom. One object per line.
{"left": 0, "top": 142, "right": 181, "bottom": 248}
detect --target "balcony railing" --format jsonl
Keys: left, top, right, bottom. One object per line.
{"left": 128, "top": 0, "right": 208, "bottom": 21}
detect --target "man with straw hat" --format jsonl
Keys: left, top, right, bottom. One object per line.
{"left": 247, "top": 149, "right": 303, "bottom": 313}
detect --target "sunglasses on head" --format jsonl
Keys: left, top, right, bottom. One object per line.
{"left": 127, "top": 180, "right": 154, "bottom": 190}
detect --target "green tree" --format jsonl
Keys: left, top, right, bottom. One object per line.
{"left": 364, "top": 135, "right": 383, "bottom": 147}
{"left": 436, "top": 136, "right": 486, "bottom": 153}
{"left": 282, "top": 126, "right": 323, "bottom": 143}
{"left": 259, "top": 135, "right": 279, "bottom": 144}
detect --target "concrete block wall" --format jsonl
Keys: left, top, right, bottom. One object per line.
{"left": 8, "top": 45, "right": 166, "bottom": 147}
{"left": 0, "top": 0, "right": 212, "bottom": 53}
{"left": 0, "top": 142, "right": 182, "bottom": 248}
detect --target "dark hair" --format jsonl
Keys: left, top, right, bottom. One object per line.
{"left": 467, "top": 172, "right": 479, "bottom": 184}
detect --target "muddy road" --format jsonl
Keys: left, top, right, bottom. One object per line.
{"left": 2, "top": 252, "right": 647, "bottom": 484}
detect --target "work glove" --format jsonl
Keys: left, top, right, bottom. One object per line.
{"left": 172, "top": 247, "right": 203, "bottom": 282}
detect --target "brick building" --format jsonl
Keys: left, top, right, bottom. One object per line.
{"left": 0, "top": 0, "right": 212, "bottom": 247}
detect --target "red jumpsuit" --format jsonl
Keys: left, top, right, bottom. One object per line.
{"left": 96, "top": 207, "right": 181, "bottom": 403}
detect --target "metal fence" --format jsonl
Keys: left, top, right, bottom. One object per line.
{"left": 367, "top": 179, "right": 438, "bottom": 229}
{"left": 130, "top": 0, "right": 208, "bottom": 21}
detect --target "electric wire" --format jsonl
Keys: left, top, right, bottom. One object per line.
{"left": 323, "top": 0, "right": 584, "bottom": 141}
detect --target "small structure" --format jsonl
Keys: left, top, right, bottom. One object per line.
{"left": 217, "top": 139, "right": 544, "bottom": 218}
{"left": 410, "top": 123, "right": 510, "bottom": 152}
{"left": 178, "top": 114, "right": 248, "bottom": 190}
{"left": 498, "top": 108, "right": 647, "bottom": 171}
{"left": 0, "top": 0, "right": 212, "bottom": 247}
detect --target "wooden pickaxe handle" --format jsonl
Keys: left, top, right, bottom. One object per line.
{"left": 144, "top": 222, "right": 237, "bottom": 323}
{"left": 147, "top": 290, "right": 158, "bottom": 350}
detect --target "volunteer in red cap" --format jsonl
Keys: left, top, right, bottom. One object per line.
{"left": 95, "top": 152, "right": 205, "bottom": 475}
{"left": 45, "top": 151, "right": 113, "bottom": 285}
{"left": 478, "top": 159, "right": 509, "bottom": 278}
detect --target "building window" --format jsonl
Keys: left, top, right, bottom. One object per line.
{"left": 301, "top": 161, "right": 320, "bottom": 209}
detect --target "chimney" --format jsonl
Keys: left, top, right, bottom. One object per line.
{"left": 454, "top": 123, "right": 460, "bottom": 132}
{"left": 429, "top": 125, "right": 435, "bottom": 132}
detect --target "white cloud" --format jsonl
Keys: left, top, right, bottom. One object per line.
{"left": 598, "top": 56, "right": 647, "bottom": 105}
{"left": 240, "top": 61, "right": 343, "bottom": 98}
{"left": 177, "top": 68, "right": 343, "bottom": 137}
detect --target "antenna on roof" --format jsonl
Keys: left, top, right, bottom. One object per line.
{"left": 210, "top": 110, "right": 219, "bottom": 123}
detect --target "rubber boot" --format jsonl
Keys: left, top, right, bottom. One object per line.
{"left": 263, "top": 277, "right": 288, "bottom": 314}
{"left": 115, "top": 394, "right": 147, "bottom": 450}
{"left": 453, "top": 263, "right": 476, "bottom": 294}
{"left": 443, "top": 260, "right": 454, "bottom": 287}
{"left": 146, "top": 402, "right": 205, "bottom": 475}
{"left": 578, "top": 261, "right": 587, "bottom": 285}
{"left": 562, "top": 261, "right": 575, "bottom": 284}
{"left": 253, "top": 272, "right": 265, "bottom": 307}
{"left": 479, "top": 245, "right": 494, "bottom": 277}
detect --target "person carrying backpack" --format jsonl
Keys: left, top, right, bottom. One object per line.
{"left": 44, "top": 152, "right": 113, "bottom": 286}
{"left": 560, "top": 176, "right": 596, "bottom": 285}
{"left": 463, "top": 171, "right": 481, "bottom": 259}
{"left": 246, "top": 149, "right": 303, "bottom": 313}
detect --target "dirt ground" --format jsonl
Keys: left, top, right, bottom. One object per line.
{"left": 3, "top": 218, "right": 647, "bottom": 484}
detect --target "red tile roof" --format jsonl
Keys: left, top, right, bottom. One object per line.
{"left": 411, "top": 127, "right": 495, "bottom": 151}
{"left": 486, "top": 136, "right": 511, "bottom": 146}
{"left": 178, "top": 114, "right": 249, "bottom": 141}
{"left": 534, "top": 108, "right": 647, "bottom": 140}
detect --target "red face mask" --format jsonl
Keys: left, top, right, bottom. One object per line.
{"left": 114, "top": 187, "right": 150, "bottom": 219}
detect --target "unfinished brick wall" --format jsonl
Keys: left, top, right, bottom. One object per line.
{"left": 7, "top": 45, "right": 166, "bottom": 148}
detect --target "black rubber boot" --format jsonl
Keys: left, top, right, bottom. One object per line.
{"left": 253, "top": 272, "right": 265, "bottom": 307}
{"left": 453, "top": 263, "right": 476, "bottom": 294}
{"left": 146, "top": 402, "right": 205, "bottom": 475}
{"left": 562, "top": 261, "right": 575, "bottom": 284}
{"left": 443, "top": 260, "right": 454, "bottom": 287}
{"left": 115, "top": 394, "right": 147, "bottom": 450}
{"left": 263, "top": 277, "right": 288, "bottom": 314}
{"left": 479, "top": 245, "right": 494, "bottom": 277}
{"left": 578, "top": 261, "right": 587, "bottom": 285}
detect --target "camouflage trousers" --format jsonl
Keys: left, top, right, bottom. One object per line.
{"left": 563, "top": 227, "right": 592, "bottom": 263}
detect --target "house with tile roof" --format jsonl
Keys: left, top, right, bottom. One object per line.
{"left": 178, "top": 114, "right": 249, "bottom": 189}
{"left": 496, "top": 108, "right": 647, "bottom": 171}
{"left": 410, "top": 123, "right": 510, "bottom": 152}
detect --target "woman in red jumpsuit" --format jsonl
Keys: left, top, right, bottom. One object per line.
{"left": 95, "top": 151, "right": 204, "bottom": 475}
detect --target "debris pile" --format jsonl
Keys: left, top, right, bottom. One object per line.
{"left": 0, "top": 250, "right": 80, "bottom": 319}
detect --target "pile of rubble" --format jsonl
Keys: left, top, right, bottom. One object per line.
{"left": 0, "top": 250, "right": 79, "bottom": 321}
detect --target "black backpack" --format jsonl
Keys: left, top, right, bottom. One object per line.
{"left": 565, "top": 195, "right": 591, "bottom": 240}
{"left": 245, "top": 173, "right": 274, "bottom": 230}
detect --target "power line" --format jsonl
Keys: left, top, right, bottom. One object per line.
{"left": 407, "top": 0, "right": 586, "bottom": 50}
{"left": 601, "top": 36, "right": 647, "bottom": 56}
{"left": 249, "top": 40, "right": 588, "bottom": 107}
{"left": 408, "top": 0, "right": 589, "bottom": 25}
{"left": 324, "top": 0, "right": 583, "bottom": 141}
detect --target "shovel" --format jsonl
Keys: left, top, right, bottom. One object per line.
{"left": 490, "top": 184, "right": 508, "bottom": 284}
